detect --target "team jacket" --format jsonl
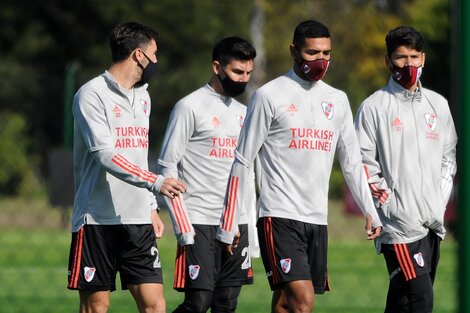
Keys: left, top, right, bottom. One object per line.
{"left": 355, "top": 77, "right": 457, "bottom": 252}
{"left": 71, "top": 71, "right": 162, "bottom": 232}
{"left": 157, "top": 85, "right": 257, "bottom": 251}
{"left": 217, "top": 69, "right": 382, "bottom": 244}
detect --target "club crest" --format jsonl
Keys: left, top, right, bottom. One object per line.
{"left": 413, "top": 252, "right": 425, "bottom": 267}
{"left": 424, "top": 113, "right": 437, "bottom": 131}
{"left": 189, "top": 265, "right": 200, "bottom": 280}
{"left": 280, "top": 258, "right": 292, "bottom": 273}
{"left": 84, "top": 266, "right": 96, "bottom": 282}
{"left": 321, "top": 102, "right": 334, "bottom": 120}
{"left": 140, "top": 99, "right": 150, "bottom": 117}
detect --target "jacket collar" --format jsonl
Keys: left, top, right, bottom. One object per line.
{"left": 387, "top": 76, "right": 422, "bottom": 103}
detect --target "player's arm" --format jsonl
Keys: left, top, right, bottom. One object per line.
{"left": 440, "top": 104, "right": 458, "bottom": 204}
{"left": 157, "top": 100, "right": 195, "bottom": 245}
{"left": 217, "top": 90, "right": 272, "bottom": 252}
{"left": 354, "top": 102, "right": 391, "bottom": 207}
{"left": 339, "top": 100, "right": 382, "bottom": 238}
{"left": 74, "top": 88, "right": 186, "bottom": 198}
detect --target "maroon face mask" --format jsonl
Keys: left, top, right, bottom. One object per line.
{"left": 299, "top": 58, "right": 329, "bottom": 81}
{"left": 390, "top": 64, "right": 423, "bottom": 89}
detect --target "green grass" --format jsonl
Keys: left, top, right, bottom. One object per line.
{"left": 0, "top": 198, "right": 458, "bottom": 312}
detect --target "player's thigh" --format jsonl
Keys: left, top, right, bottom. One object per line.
{"left": 305, "top": 223, "right": 329, "bottom": 294}
{"left": 218, "top": 224, "right": 254, "bottom": 287}
{"left": 68, "top": 225, "right": 118, "bottom": 291}
{"left": 257, "top": 217, "right": 311, "bottom": 291}
{"left": 118, "top": 225, "right": 163, "bottom": 289}
{"left": 176, "top": 224, "right": 219, "bottom": 291}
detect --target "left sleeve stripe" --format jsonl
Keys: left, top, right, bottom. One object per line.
{"left": 222, "top": 176, "right": 239, "bottom": 231}
{"left": 112, "top": 154, "right": 158, "bottom": 183}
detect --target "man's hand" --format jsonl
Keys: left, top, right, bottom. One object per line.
{"left": 151, "top": 209, "right": 165, "bottom": 238}
{"left": 219, "top": 231, "right": 240, "bottom": 255}
{"left": 160, "top": 177, "right": 187, "bottom": 199}
{"left": 365, "top": 213, "right": 382, "bottom": 240}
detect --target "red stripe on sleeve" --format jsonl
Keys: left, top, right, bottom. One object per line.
{"left": 222, "top": 176, "right": 239, "bottom": 231}
{"left": 170, "top": 196, "right": 191, "bottom": 233}
{"left": 112, "top": 154, "right": 158, "bottom": 183}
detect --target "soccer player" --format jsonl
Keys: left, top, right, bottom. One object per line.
{"left": 216, "top": 20, "right": 382, "bottom": 312}
{"left": 157, "top": 37, "right": 257, "bottom": 313}
{"left": 355, "top": 26, "right": 457, "bottom": 312}
{"left": 67, "top": 22, "right": 186, "bottom": 313}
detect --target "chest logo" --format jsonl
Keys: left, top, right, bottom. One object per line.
{"left": 236, "top": 114, "right": 245, "bottom": 128}
{"left": 211, "top": 117, "right": 221, "bottom": 129}
{"left": 140, "top": 99, "right": 150, "bottom": 117}
{"left": 391, "top": 118, "right": 403, "bottom": 131}
{"left": 321, "top": 102, "right": 334, "bottom": 120}
{"left": 113, "top": 104, "right": 122, "bottom": 118}
{"left": 287, "top": 103, "right": 298, "bottom": 115}
{"left": 424, "top": 113, "right": 437, "bottom": 131}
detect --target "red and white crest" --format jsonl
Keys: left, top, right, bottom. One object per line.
{"left": 140, "top": 99, "right": 150, "bottom": 117}
{"left": 280, "top": 258, "right": 292, "bottom": 273}
{"left": 84, "top": 266, "right": 96, "bottom": 282}
{"left": 236, "top": 114, "right": 245, "bottom": 128}
{"left": 189, "top": 265, "right": 200, "bottom": 280}
{"left": 413, "top": 252, "right": 425, "bottom": 267}
{"left": 321, "top": 102, "right": 334, "bottom": 120}
{"left": 424, "top": 113, "right": 437, "bottom": 131}
{"left": 212, "top": 117, "right": 221, "bottom": 129}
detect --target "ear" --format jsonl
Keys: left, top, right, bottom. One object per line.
{"left": 421, "top": 52, "right": 426, "bottom": 68}
{"left": 384, "top": 54, "right": 392, "bottom": 70}
{"left": 212, "top": 60, "right": 221, "bottom": 75}
{"left": 289, "top": 44, "right": 297, "bottom": 59}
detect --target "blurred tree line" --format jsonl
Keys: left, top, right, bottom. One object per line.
{"left": 0, "top": 0, "right": 453, "bottom": 199}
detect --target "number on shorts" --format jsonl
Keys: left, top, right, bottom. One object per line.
{"left": 151, "top": 246, "right": 161, "bottom": 268}
{"left": 241, "top": 247, "right": 251, "bottom": 270}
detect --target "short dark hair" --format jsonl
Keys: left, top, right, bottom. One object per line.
{"left": 212, "top": 36, "right": 256, "bottom": 67}
{"left": 109, "top": 21, "right": 159, "bottom": 63}
{"left": 385, "top": 26, "right": 424, "bottom": 57}
{"left": 293, "top": 20, "right": 330, "bottom": 49}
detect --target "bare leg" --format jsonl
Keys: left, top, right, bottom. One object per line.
{"left": 272, "top": 280, "right": 314, "bottom": 313}
{"left": 79, "top": 290, "right": 110, "bottom": 313}
{"left": 128, "top": 283, "right": 166, "bottom": 313}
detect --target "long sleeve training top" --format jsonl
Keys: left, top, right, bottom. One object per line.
{"left": 217, "top": 69, "right": 382, "bottom": 244}
{"left": 355, "top": 77, "right": 457, "bottom": 252}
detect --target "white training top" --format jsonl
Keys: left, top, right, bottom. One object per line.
{"left": 157, "top": 84, "right": 256, "bottom": 247}
{"left": 217, "top": 69, "right": 382, "bottom": 244}
{"left": 71, "top": 71, "right": 162, "bottom": 232}
{"left": 355, "top": 77, "right": 457, "bottom": 252}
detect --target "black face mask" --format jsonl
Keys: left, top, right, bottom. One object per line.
{"left": 218, "top": 70, "right": 248, "bottom": 98}
{"left": 135, "top": 52, "right": 157, "bottom": 87}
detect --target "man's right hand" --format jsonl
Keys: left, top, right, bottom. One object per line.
{"left": 160, "top": 177, "right": 187, "bottom": 199}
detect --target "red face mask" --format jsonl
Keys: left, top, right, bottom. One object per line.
{"left": 298, "top": 58, "right": 329, "bottom": 81}
{"left": 390, "top": 64, "right": 423, "bottom": 89}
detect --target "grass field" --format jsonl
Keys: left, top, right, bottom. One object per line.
{"left": 0, "top": 198, "right": 458, "bottom": 312}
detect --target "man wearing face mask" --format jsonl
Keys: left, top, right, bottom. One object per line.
{"left": 67, "top": 22, "right": 187, "bottom": 313}
{"left": 157, "top": 37, "right": 257, "bottom": 313}
{"left": 216, "top": 20, "right": 382, "bottom": 312}
{"left": 355, "top": 26, "right": 457, "bottom": 313}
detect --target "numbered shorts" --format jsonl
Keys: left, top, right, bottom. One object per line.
{"left": 173, "top": 224, "right": 253, "bottom": 291}
{"left": 257, "top": 217, "right": 330, "bottom": 294}
{"left": 381, "top": 230, "right": 441, "bottom": 282}
{"left": 67, "top": 224, "right": 163, "bottom": 291}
